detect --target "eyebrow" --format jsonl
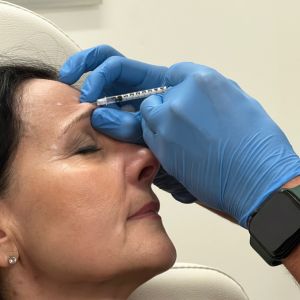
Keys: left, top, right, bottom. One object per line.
{"left": 62, "top": 110, "right": 92, "bottom": 135}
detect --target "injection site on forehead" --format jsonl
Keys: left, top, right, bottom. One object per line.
{"left": 19, "top": 80, "right": 95, "bottom": 154}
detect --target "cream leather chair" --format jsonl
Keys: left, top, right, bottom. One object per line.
{"left": 0, "top": 0, "right": 84, "bottom": 85}
{"left": 0, "top": 1, "right": 249, "bottom": 299}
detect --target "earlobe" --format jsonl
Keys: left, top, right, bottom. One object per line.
{"left": 0, "top": 230, "right": 18, "bottom": 268}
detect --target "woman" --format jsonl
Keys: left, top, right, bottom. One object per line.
{"left": 0, "top": 62, "right": 176, "bottom": 299}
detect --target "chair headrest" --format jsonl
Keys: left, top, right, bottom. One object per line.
{"left": 0, "top": 1, "right": 84, "bottom": 87}
{"left": 129, "top": 263, "right": 249, "bottom": 300}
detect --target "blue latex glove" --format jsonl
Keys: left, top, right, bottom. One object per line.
{"left": 59, "top": 45, "right": 198, "bottom": 201}
{"left": 140, "top": 62, "right": 300, "bottom": 228}
{"left": 59, "top": 44, "right": 167, "bottom": 144}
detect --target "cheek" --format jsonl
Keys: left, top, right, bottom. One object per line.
{"left": 13, "top": 162, "right": 128, "bottom": 262}
{"left": 29, "top": 162, "right": 125, "bottom": 219}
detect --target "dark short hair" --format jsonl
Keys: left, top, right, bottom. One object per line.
{"left": 0, "top": 61, "right": 58, "bottom": 199}
{"left": 0, "top": 61, "right": 59, "bottom": 299}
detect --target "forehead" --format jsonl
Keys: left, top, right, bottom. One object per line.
{"left": 21, "top": 79, "right": 92, "bottom": 135}
{"left": 22, "top": 79, "right": 81, "bottom": 116}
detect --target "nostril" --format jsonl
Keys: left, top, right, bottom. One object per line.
{"left": 138, "top": 166, "right": 154, "bottom": 181}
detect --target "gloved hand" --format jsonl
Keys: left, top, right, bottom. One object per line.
{"left": 59, "top": 44, "right": 167, "bottom": 144}
{"left": 140, "top": 62, "right": 300, "bottom": 228}
{"left": 59, "top": 45, "right": 197, "bottom": 201}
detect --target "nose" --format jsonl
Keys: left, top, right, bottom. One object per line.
{"left": 115, "top": 142, "right": 160, "bottom": 186}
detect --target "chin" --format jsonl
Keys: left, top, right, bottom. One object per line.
{"left": 155, "top": 238, "right": 177, "bottom": 274}
{"left": 138, "top": 235, "right": 177, "bottom": 285}
{"left": 124, "top": 216, "right": 177, "bottom": 285}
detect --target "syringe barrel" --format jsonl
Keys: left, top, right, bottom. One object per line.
{"left": 96, "top": 86, "right": 168, "bottom": 106}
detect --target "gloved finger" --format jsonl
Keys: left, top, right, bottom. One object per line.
{"left": 104, "top": 103, "right": 121, "bottom": 110}
{"left": 140, "top": 94, "right": 164, "bottom": 134}
{"left": 172, "top": 192, "right": 198, "bottom": 204}
{"left": 118, "top": 98, "right": 143, "bottom": 112}
{"left": 81, "top": 56, "right": 167, "bottom": 103}
{"left": 165, "top": 62, "right": 215, "bottom": 87}
{"left": 228, "top": 79, "right": 242, "bottom": 90}
{"left": 165, "top": 62, "right": 198, "bottom": 86}
{"left": 91, "top": 108, "right": 142, "bottom": 143}
{"left": 141, "top": 118, "right": 156, "bottom": 150}
{"left": 59, "top": 44, "right": 124, "bottom": 84}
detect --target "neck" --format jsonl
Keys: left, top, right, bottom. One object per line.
{"left": 2, "top": 267, "right": 150, "bottom": 300}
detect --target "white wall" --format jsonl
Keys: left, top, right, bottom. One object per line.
{"left": 35, "top": 1, "right": 300, "bottom": 299}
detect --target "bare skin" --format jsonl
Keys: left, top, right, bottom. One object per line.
{"left": 281, "top": 175, "right": 300, "bottom": 284}
{"left": 197, "top": 174, "right": 300, "bottom": 285}
{"left": 0, "top": 79, "right": 176, "bottom": 300}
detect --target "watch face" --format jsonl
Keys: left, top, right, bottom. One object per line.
{"left": 249, "top": 190, "right": 300, "bottom": 259}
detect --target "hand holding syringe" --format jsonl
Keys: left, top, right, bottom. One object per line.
{"left": 61, "top": 45, "right": 300, "bottom": 235}
{"left": 96, "top": 86, "right": 168, "bottom": 106}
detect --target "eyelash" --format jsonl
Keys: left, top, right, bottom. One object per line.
{"left": 76, "top": 145, "right": 102, "bottom": 155}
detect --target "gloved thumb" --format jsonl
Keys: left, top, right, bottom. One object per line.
{"left": 165, "top": 62, "right": 202, "bottom": 86}
{"left": 91, "top": 108, "right": 144, "bottom": 144}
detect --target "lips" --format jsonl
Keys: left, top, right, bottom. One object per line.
{"left": 128, "top": 201, "right": 160, "bottom": 220}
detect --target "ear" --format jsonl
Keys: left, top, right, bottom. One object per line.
{"left": 0, "top": 218, "right": 19, "bottom": 268}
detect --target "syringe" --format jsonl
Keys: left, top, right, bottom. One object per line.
{"left": 96, "top": 86, "right": 169, "bottom": 106}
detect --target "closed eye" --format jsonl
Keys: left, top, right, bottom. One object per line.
{"left": 75, "top": 145, "right": 102, "bottom": 155}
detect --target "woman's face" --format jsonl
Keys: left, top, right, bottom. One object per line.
{"left": 7, "top": 79, "right": 176, "bottom": 291}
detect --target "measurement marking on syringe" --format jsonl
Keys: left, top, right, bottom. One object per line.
{"left": 96, "top": 86, "right": 168, "bottom": 106}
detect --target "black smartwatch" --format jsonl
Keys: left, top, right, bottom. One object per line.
{"left": 249, "top": 185, "right": 300, "bottom": 266}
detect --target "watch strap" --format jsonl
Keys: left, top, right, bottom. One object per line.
{"left": 289, "top": 185, "right": 300, "bottom": 199}
{"left": 250, "top": 236, "right": 282, "bottom": 266}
